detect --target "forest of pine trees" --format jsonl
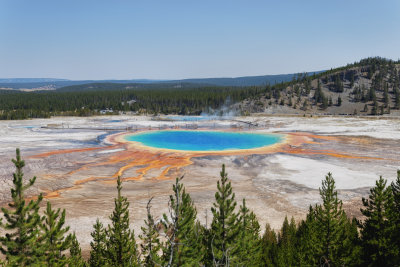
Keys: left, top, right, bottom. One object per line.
{"left": 1, "top": 57, "right": 399, "bottom": 120}
{"left": 1, "top": 149, "right": 400, "bottom": 266}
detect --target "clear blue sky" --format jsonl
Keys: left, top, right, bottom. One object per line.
{"left": 1, "top": 0, "right": 399, "bottom": 80}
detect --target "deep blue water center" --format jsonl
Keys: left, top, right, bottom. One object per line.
{"left": 125, "top": 130, "right": 283, "bottom": 151}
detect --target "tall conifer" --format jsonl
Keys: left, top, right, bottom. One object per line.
{"left": 315, "top": 173, "right": 348, "bottom": 266}
{"left": 162, "top": 177, "right": 202, "bottom": 266}
{"left": 209, "top": 164, "right": 239, "bottom": 266}
{"left": 260, "top": 223, "right": 278, "bottom": 266}
{"left": 139, "top": 198, "right": 161, "bottom": 266}
{"left": 69, "top": 233, "right": 86, "bottom": 266}
{"left": 296, "top": 206, "right": 320, "bottom": 266}
{"left": 388, "top": 170, "right": 400, "bottom": 264}
{"left": 359, "top": 177, "right": 392, "bottom": 266}
{"left": 40, "top": 201, "right": 72, "bottom": 266}
{"left": 235, "top": 199, "right": 261, "bottom": 266}
{"left": 277, "top": 216, "right": 297, "bottom": 266}
{"left": 0, "top": 149, "right": 44, "bottom": 266}
{"left": 105, "top": 176, "right": 138, "bottom": 266}
{"left": 89, "top": 219, "right": 107, "bottom": 267}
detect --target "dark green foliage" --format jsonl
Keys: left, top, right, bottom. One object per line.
{"left": 0, "top": 85, "right": 262, "bottom": 119}
{"left": 40, "top": 202, "right": 72, "bottom": 266}
{"left": 334, "top": 74, "right": 344, "bottom": 92}
{"left": 105, "top": 177, "right": 138, "bottom": 266}
{"left": 340, "top": 218, "right": 362, "bottom": 266}
{"left": 234, "top": 199, "right": 261, "bottom": 266}
{"left": 209, "top": 164, "right": 239, "bottom": 266}
{"left": 358, "top": 177, "right": 393, "bottom": 266}
{"left": 259, "top": 223, "right": 278, "bottom": 266}
{"left": 138, "top": 198, "right": 161, "bottom": 267}
{"left": 89, "top": 219, "right": 107, "bottom": 267}
{"left": 69, "top": 233, "right": 86, "bottom": 266}
{"left": 368, "top": 87, "right": 376, "bottom": 102}
{"left": 314, "top": 173, "right": 349, "bottom": 266}
{"left": 296, "top": 206, "right": 320, "bottom": 266}
{"left": 371, "top": 100, "right": 379, "bottom": 115}
{"left": 276, "top": 216, "right": 297, "bottom": 266}
{"left": 388, "top": 170, "right": 400, "bottom": 264}
{"left": 161, "top": 177, "right": 203, "bottom": 266}
{"left": 383, "top": 85, "right": 389, "bottom": 107}
{"left": 0, "top": 149, "right": 44, "bottom": 266}
{"left": 337, "top": 96, "right": 342, "bottom": 106}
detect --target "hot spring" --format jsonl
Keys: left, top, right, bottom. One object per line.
{"left": 124, "top": 130, "right": 284, "bottom": 152}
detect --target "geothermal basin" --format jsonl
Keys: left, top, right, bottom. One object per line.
{"left": 0, "top": 115, "right": 399, "bottom": 255}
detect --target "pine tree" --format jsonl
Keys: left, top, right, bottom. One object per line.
{"left": 162, "top": 177, "right": 203, "bottom": 266}
{"left": 368, "top": 87, "right": 376, "bottom": 102}
{"left": 277, "top": 216, "right": 297, "bottom": 266}
{"left": 315, "top": 173, "right": 348, "bottom": 266}
{"left": 340, "top": 218, "right": 362, "bottom": 266}
{"left": 69, "top": 233, "right": 86, "bottom": 266}
{"left": 0, "top": 148, "right": 44, "bottom": 266}
{"left": 209, "top": 164, "right": 239, "bottom": 266}
{"left": 105, "top": 176, "right": 138, "bottom": 266}
{"left": 234, "top": 199, "right": 261, "bottom": 266}
{"left": 89, "top": 219, "right": 107, "bottom": 267}
{"left": 337, "top": 96, "right": 342, "bottom": 106}
{"left": 139, "top": 198, "right": 161, "bottom": 267}
{"left": 388, "top": 170, "right": 400, "bottom": 264}
{"left": 383, "top": 85, "right": 389, "bottom": 107}
{"left": 371, "top": 100, "right": 379, "bottom": 115}
{"left": 296, "top": 206, "right": 320, "bottom": 266}
{"left": 359, "top": 177, "right": 392, "bottom": 266}
{"left": 40, "top": 201, "right": 72, "bottom": 266}
{"left": 259, "top": 223, "right": 278, "bottom": 266}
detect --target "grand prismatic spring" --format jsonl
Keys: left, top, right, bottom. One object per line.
{"left": 124, "top": 130, "right": 284, "bottom": 152}
{"left": 0, "top": 115, "right": 399, "bottom": 252}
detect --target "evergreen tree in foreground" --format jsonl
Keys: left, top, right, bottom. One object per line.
{"left": 161, "top": 177, "right": 203, "bottom": 266}
{"left": 139, "top": 198, "right": 161, "bottom": 267}
{"left": 105, "top": 176, "right": 138, "bottom": 266}
{"left": 69, "top": 233, "right": 86, "bottom": 266}
{"left": 388, "top": 170, "right": 400, "bottom": 264}
{"left": 358, "top": 177, "right": 393, "bottom": 266}
{"left": 296, "top": 206, "right": 320, "bottom": 266}
{"left": 209, "top": 164, "right": 239, "bottom": 266}
{"left": 276, "top": 216, "right": 297, "bottom": 266}
{"left": 235, "top": 199, "right": 261, "bottom": 266}
{"left": 40, "top": 201, "right": 72, "bottom": 266}
{"left": 0, "top": 148, "right": 44, "bottom": 266}
{"left": 89, "top": 219, "right": 107, "bottom": 267}
{"left": 259, "top": 223, "right": 278, "bottom": 266}
{"left": 315, "top": 173, "right": 349, "bottom": 266}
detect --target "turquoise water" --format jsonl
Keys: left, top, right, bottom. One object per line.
{"left": 125, "top": 130, "right": 283, "bottom": 151}
{"left": 166, "top": 116, "right": 212, "bottom": 121}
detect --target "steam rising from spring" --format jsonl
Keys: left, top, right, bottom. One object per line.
{"left": 200, "top": 97, "right": 239, "bottom": 119}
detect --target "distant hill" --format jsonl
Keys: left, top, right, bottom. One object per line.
{"left": 0, "top": 78, "right": 69, "bottom": 83}
{"left": 238, "top": 57, "right": 400, "bottom": 116}
{"left": 0, "top": 72, "right": 320, "bottom": 91}
{"left": 168, "top": 73, "right": 322, "bottom": 87}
